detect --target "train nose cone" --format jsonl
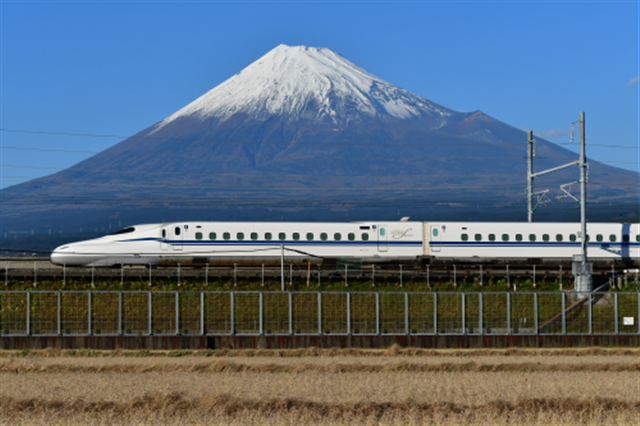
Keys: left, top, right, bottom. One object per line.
{"left": 51, "top": 245, "right": 73, "bottom": 266}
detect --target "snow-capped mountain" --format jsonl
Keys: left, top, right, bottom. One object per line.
{"left": 152, "top": 45, "right": 456, "bottom": 131}
{"left": 1, "top": 45, "right": 638, "bottom": 241}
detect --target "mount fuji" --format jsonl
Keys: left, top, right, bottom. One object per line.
{"left": 2, "top": 45, "right": 638, "bottom": 245}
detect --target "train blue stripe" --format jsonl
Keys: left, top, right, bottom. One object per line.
{"left": 120, "top": 238, "right": 640, "bottom": 250}
{"left": 120, "top": 238, "right": 422, "bottom": 246}
{"left": 174, "top": 240, "right": 420, "bottom": 246}
{"left": 432, "top": 241, "right": 640, "bottom": 248}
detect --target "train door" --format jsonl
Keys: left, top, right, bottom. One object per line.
{"left": 172, "top": 225, "right": 183, "bottom": 251}
{"left": 161, "top": 227, "right": 169, "bottom": 251}
{"left": 377, "top": 225, "right": 388, "bottom": 252}
{"left": 430, "top": 225, "right": 441, "bottom": 252}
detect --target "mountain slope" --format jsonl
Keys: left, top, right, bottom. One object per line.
{"left": 1, "top": 44, "right": 638, "bottom": 241}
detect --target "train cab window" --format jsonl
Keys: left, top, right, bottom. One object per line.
{"left": 362, "top": 233, "right": 369, "bottom": 241}
{"left": 570, "top": 234, "right": 577, "bottom": 242}
{"left": 543, "top": 234, "right": 549, "bottom": 242}
{"left": 334, "top": 233, "right": 342, "bottom": 241}
{"left": 622, "top": 235, "right": 630, "bottom": 242}
{"left": 320, "top": 233, "right": 328, "bottom": 241}
{"left": 223, "top": 232, "right": 230, "bottom": 240}
{"left": 237, "top": 232, "right": 244, "bottom": 240}
{"left": 461, "top": 234, "right": 469, "bottom": 241}
{"left": 265, "top": 232, "right": 272, "bottom": 240}
{"left": 293, "top": 233, "right": 300, "bottom": 241}
{"left": 516, "top": 234, "right": 523, "bottom": 242}
{"left": 251, "top": 232, "right": 258, "bottom": 240}
{"left": 306, "top": 233, "right": 314, "bottom": 241}
{"left": 474, "top": 234, "right": 482, "bottom": 241}
{"left": 502, "top": 234, "right": 509, "bottom": 241}
{"left": 209, "top": 232, "right": 217, "bottom": 240}
{"left": 279, "top": 232, "right": 286, "bottom": 240}
{"left": 175, "top": 227, "right": 181, "bottom": 236}
{"left": 488, "top": 234, "right": 496, "bottom": 241}
{"left": 195, "top": 232, "right": 203, "bottom": 240}
{"left": 609, "top": 234, "right": 617, "bottom": 242}
{"left": 529, "top": 234, "right": 536, "bottom": 242}
{"left": 111, "top": 227, "right": 136, "bottom": 236}
{"left": 596, "top": 234, "right": 603, "bottom": 242}
{"left": 348, "top": 233, "right": 355, "bottom": 241}
{"left": 556, "top": 234, "right": 563, "bottom": 242}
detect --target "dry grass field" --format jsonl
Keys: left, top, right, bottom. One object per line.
{"left": 0, "top": 347, "right": 638, "bottom": 425}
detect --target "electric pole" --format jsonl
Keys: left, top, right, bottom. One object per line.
{"left": 576, "top": 111, "right": 592, "bottom": 293}
{"left": 527, "top": 130, "right": 534, "bottom": 222}
{"left": 525, "top": 112, "right": 592, "bottom": 292}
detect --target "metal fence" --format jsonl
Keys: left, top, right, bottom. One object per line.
{"left": 0, "top": 291, "right": 638, "bottom": 336}
{"left": 4, "top": 260, "right": 640, "bottom": 291}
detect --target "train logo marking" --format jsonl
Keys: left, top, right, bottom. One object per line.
{"left": 391, "top": 228, "right": 413, "bottom": 239}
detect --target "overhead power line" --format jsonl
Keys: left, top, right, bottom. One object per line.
{"left": 2, "top": 127, "right": 638, "bottom": 150}
{"left": 4, "top": 145, "right": 638, "bottom": 169}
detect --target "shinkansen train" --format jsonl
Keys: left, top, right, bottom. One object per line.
{"left": 50, "top": 221, "right": 640, "bottom": 267}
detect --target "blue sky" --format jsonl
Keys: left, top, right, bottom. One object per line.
{"left": 1, "top": 1, "right": 638, "bottom": 190}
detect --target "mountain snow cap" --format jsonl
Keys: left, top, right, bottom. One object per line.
{"left": 152, "top": 44, "right": 454, "bottom": 131}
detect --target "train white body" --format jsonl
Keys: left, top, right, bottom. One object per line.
{"left": 51, "top": 221, "right": 640, "bottom": 267}
{"left": 427, "top": 222, "right": 639, "bottom": 262}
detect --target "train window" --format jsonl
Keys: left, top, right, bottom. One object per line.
{"left": 543, "top": 234, "right": 549, "bottom": 242}
{"left": 381, "top": 228, "right": 386, "bottom": 237}
{"left": 251, "top": 232, "right": 258, "bottom": 240}
{"left": 488, "top": 234, "right": 495, "bottom": 241}
{"left": 195, "top": 232, "right": 203, "bottom": 240}
{"left": 293, "top": 233, "right": 300, "bottom": 241}
{"left": 321, "top": 233, "right": 328, "bottom": 241}
{"left": 279, "top": 232, "right": 286, "bottom": 240}
{"left": 334, "top": 233, "right": 342, "bottom": 241}
{"left": 306, "top": 233, "right": 314, "bottom": 241}
{"left": 556, "top": 234, "right": 563, "bottom": 242}
{"left": 237, "top": 232, "right": 244, "bottom": 240}
{"left": 461, "top": 234, "right": 468, "bottom": 241}
{"left": 622, "top": 235, "right": 629, "bottom": 242}
{"left": 162, "top": 229, "right": 166, "bottom": 238}
{"left": 516, "top": 234, "right": 523, "bottom": 242}
{"left": 362, "top": 233, "right": 369, "bottom": 241}
{"left": 175, "top": 227, "right": 181, "bottom": 236}
{"left": 609, "top": 234, "right": 616, "bottom": 242}
{"left": 348, "top": 233, "right": 355, "bottom": 241}
{"left": 502, "top": 234, "right": 509, "bottom": 241}
{"left": 637, "top": 235, "right": 640, "bottom": 242}
{"left": 529, "top": 234, "right": 536, "bottom": 242}
{"left": 265, "top": 232, "right": 272, "bottom": 240}
{"left": 111, "top": 227, "right": 136, "bottom": 236}
{"left": 570, "top": 234, "right": 576, "bottom": 242}
{"left": 223, "top": 232, "right": 230, "bottom": 240}
{"left": 209, "top": 232, "right": 217, "bottom": 240}
{"left": 596, "top": 234, "right": 603, "bottom": 242}
{"left": 586, "top": 235, "right": 590, "bottom": 242}
{"left": 474, "top": 234, "right": 482, "bottom": 241}
{"left": 432, "top": 228, "right": 438, "bottom": 237}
